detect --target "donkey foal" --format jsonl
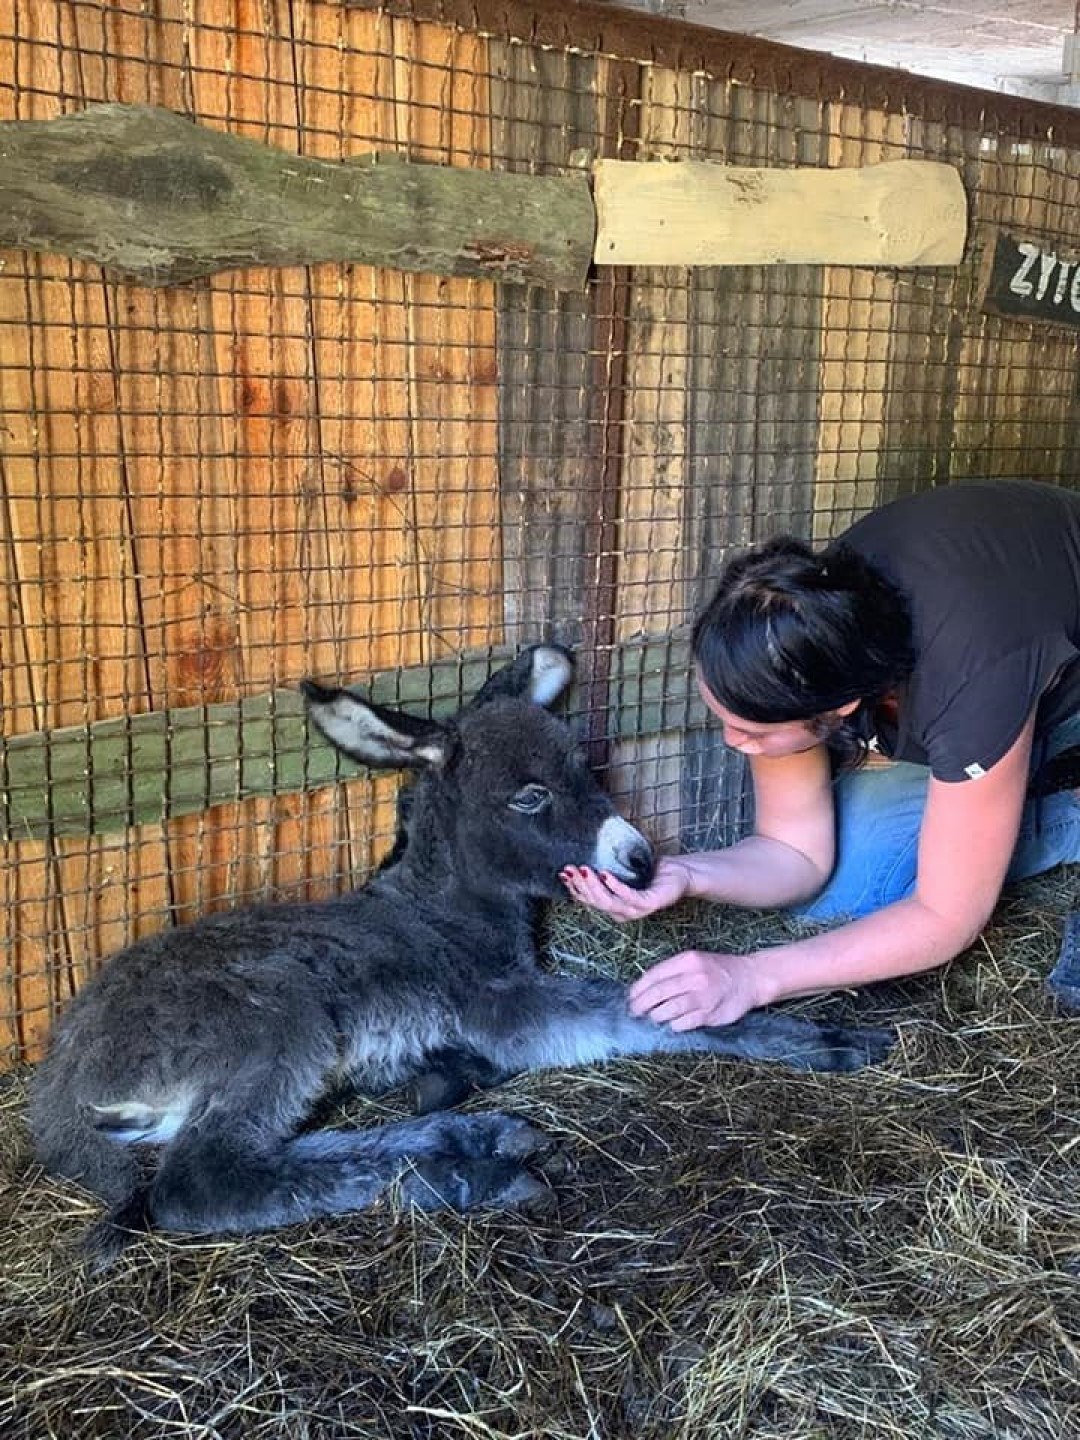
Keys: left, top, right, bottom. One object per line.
{"left": 30, "top": 646, "right": 892, "bottom": 1250}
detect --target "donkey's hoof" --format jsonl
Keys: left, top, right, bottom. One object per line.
{"left": 411, "top": 1069, "right": 473, "bottom": 1114}
{"left": 399, "top": 1155, "right": 546, "bottom": 1212}
{"left": 487, "top": 1115, "right": 549, "bottom": 1160}
{"left": 822, "top": 1024, "right": 895, "bottom": 1072}
{"left": 435, "top": 1111, "right": 549, "bottom": 1161}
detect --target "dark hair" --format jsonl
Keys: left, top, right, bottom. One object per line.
{"left": 691, "top": 536, "right": 915, "bottom": 768}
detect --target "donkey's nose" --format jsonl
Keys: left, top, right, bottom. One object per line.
{"left": 594, "top": 817, "right": 655, "bottom": 889}
{"left": 621, "top": 839, "right": 656, "bottom": 890}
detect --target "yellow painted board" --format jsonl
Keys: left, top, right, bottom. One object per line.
{"left": 594, "top": 157, "right": 967, "bottom": 269}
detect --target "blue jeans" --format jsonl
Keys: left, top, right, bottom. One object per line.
{"left": 796, "top": 713, "right": 1080, "bottom": 923}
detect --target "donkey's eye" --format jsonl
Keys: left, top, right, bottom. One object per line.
{"left": 508, "top": 784, "right": 552, "bottom": 815}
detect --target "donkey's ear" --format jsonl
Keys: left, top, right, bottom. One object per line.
{"left": 471, "top": 644, "right": 574, "bottom": 710}
{"left": 301, "top": 681, "right": 451, "bottom": 770}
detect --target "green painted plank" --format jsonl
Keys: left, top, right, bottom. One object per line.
{"left": 605, "top": 634, "right": 695, "bottom": 739}
{"left": 2, "top": 691, "right": 328, "bottom": 841}
{"left": 0, "top": 640, "right": 696, "bottom": 841}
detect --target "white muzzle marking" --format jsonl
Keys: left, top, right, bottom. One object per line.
{"left": 593, "top": 815, "right": 651, "bottom": 881}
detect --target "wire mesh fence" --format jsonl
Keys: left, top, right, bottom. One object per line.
{"left": 2, "top": 0, "right": 1079, "bottom": 1063}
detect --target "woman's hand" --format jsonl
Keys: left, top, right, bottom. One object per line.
{"left": 628, "top": 949, "right": 764, "bottom": 1030}
{"left": 559, "top": 854, "right": 691, "bottom": 922}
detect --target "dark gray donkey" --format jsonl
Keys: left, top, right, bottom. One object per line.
{"left": 30, "top": 646, "right": 892, "bottom": 1250}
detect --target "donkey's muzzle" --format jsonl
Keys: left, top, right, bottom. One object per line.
{"left": 593, "top": 816, "right": 656, "bottom": 890}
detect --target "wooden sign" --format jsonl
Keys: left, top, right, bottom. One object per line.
{"left": 979, "top": 228, "right": 1080, "bottom": 330}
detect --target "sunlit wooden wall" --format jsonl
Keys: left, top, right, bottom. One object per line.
{"left": 0, "top": 1, "right": 508, "bottom": 1057}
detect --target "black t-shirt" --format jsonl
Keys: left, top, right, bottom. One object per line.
{"left": 833, "top": 480, "right": 1080, "bottom": 782}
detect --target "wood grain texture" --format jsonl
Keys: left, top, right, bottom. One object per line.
{"left": 0, "top": 101, "right": 594, "bottom": 289}
{"left": 594, "top": 157, "right": 967, "bottom": 268}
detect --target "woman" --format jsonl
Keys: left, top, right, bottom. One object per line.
{"left": 561, "top": 479, "right": 1080, "bottom": 1030}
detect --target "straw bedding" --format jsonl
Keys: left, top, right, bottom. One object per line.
{"left": 2, "top": 873, "right": 1079, "bottom": 1439}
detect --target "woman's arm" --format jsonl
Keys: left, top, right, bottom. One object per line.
{"left": 562, "top": 741, "right": 837, "bottom": 918}
{"left": 629, "top": 711, "right": 1038, "bottom": 1029}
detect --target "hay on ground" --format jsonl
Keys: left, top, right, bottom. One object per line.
{"left": 2, "top": 872, "right": 1080, "bottom": 1439}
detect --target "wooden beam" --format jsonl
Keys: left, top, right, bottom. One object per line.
{"left": 593, "top": 157, "right": 968, "bottom": 267}
{"left": 0, "top": 106, "right": 969, "bottom": 293}
{"left": 0, "top": 103, "right": 595, "bottom": 290}
{"left": 1, "top": 640, "right": 692, "bottom": 841}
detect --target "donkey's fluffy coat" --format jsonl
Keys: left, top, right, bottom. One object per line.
{"left": 30, "top": 646, "right": 891, "bottom": 1251}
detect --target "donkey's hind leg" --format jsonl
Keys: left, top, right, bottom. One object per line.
{"left": 146, "top": 1110, "right": 545, "bottom": 1235}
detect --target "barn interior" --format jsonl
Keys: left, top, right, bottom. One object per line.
{"left": 2, "top": 3, "right": 1079, "bottom": 1437}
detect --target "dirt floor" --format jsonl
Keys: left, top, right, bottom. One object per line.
{"left": 3, "top": 872, "right": 1079, "bottom": 1439}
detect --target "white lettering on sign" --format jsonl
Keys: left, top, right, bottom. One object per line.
{"left": 982, "top": 231, "right": 1080, "bottom": 331}
{"left": 1008, "top": 240, "right": 1080, "bottom": 314}
{"left": 1008, "top": 242, "right": 1039, "bottom": 297}
{"left": 1036, "top": 249, "right": 1058, "bottom": 301}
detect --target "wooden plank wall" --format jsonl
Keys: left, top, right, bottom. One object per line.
{"left": 606, "top": 63, "right": 696, "bottom": 850}
{"left": 0, "top": 0, "right": 502, "bottom": 1060}
{"left": 812, "top": 103, "right": 907, "bottom": 539}
{"left": 3, "top": 1, "right": 1080, "bottom": 1065}
{"left": 676, "top": 83, "right": 827, "bottom": 851}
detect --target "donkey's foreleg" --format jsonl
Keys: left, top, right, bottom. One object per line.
{"left": 409, "top": 1045, "right": 506, "bottom": 1114}
{"left": 463, "top": 976, "right": 893, "bottom": 1077}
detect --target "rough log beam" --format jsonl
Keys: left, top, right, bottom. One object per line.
{"left": 0, "top": 103, "right": 596, "bottom": 290}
